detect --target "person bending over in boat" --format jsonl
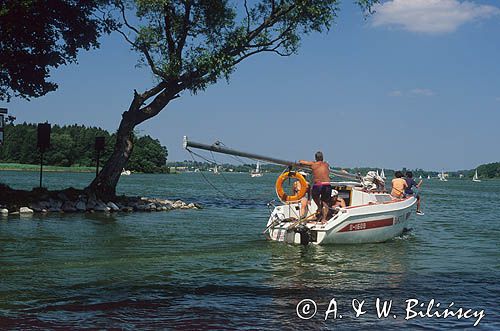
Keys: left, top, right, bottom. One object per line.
{"left": 405, "top": 171, "right": 424, "bottom": 215}
{"left": 391, "top": 171, "right": 408, "bottom": 198}
{"left": 331, "top": 190, "right": 346, "bottom": 209}
{"left": 299, "top": 152, "right": 332, "bottom": 223}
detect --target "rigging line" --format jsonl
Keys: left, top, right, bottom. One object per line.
{"left": 215, "top": 141, "right": 248, "bottom": 165}
{"left": 189, "top": 147, "right": 245, "bottom": 199}
{"left": 188, "top": 149, "right": 218, "bottom": 164}
{"left": 187, "top": 148, "right": 232, "bottom": 199}
{"left": 188, "top": 148, "right": 243, "bottom": 200}
{"left": 209, "top": 150, "right": 233, "bottom": 186}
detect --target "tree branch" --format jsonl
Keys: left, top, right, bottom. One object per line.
{"left": 115, "top": 28, "right": 139, "bottom": 48}
{"left": 136, "top": 83, "right": 182, "bottom": 123}
{"left": 117, "top": 0, "right": 140, "bottom": 35}
{"left": 245, "top": 3, "right": 296, "bottom": 42}
{"left": 244, "top": 22, "right": 296, "bottom": 49}
{"left": 140, "top": 81, "right": 169, "bottom": 101}
{"left": 163, "top": 3, "right": 177, "bottom": 60}
{"left": 176, "top": 0, "right": 192, "bottom": 67}
{"left": 141, "top": 46, "right": 164, "bottom": 78}
{"left": 244, "top": 0, "right": 251, "bottom": 33}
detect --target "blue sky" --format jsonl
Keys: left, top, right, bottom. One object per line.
{"left": 4, "top": 0, "right": 500, "bottom": 171}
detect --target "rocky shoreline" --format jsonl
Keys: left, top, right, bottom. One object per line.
{"left": 0, "top": 184, "right": 201, "bottom": 216}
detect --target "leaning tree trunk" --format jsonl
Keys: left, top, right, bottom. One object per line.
{"left": 88, "top": 110, "right": 137, "bottom": 199}
{"left": 87, "top": 84, "right": 181, "bottom": 200}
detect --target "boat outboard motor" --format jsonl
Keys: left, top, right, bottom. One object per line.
{"left": 295, "top": 225, "right": 311, "bottom": 245}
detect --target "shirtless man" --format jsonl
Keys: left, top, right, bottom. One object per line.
{"left": 299, "top": 151, "right": 331, "bottom": 223}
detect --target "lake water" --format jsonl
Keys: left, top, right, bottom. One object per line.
{"left": 0, "top": 171, "right": 499, "bottom": 329}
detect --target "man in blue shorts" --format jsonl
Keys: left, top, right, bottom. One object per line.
{"left": 299, "top": 151, "right": 332, "bottom": 223}
{"left": 405, "top": 171, "right": 424, "bottom": 215}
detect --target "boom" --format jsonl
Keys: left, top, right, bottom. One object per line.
{"left": 183, "top": 136, "right": 360, "bottom": 181}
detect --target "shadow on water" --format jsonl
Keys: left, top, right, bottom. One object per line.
{"left": 83, "top": 212, "right": 119, "bottom": 224}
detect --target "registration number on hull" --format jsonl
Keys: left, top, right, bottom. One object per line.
{"left": 348, "top": 223, "right": 366, "bottom": 231}
{"left": 338, "top": 218, "right": 394, "bottom": 232}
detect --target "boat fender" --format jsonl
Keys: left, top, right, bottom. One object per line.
{"left": 275, "top": 171, "right": 308, "bottom": 203}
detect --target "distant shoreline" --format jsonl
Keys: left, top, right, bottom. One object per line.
{"left": 0, "top": 163, "right": 94, "bottom": 173}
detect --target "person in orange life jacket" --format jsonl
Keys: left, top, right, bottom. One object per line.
{"left": 391, "top": 171, "right": 407, "bottom": 198}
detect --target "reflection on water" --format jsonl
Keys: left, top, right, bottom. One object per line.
{"left": 0, "top": 171, "right": 499, "bottom": 329}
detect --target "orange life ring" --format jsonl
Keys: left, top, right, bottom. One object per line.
{"left": 275, "top": 171, "right": 308, "bottom": 203}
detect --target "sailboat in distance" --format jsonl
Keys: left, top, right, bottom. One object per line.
{"left": 438, "top": 170, "right": 448, "bottom": 181}
{"left": 250, "top": 161, "right": 263, "bottom": 177}
{"left": 380, "top": 168, "right": 386, "bottom": 180}
{"left": 472, "top": 169, "right": 481, "bottom": 182}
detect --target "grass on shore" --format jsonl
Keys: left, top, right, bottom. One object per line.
{"left": 0, "top": 163, "right": 95, "bottom": 173}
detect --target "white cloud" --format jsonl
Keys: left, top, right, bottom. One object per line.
{"left": 372, "top": 0, "right": 500, "bottom": 34}
{"left": 410, "top": 88, "right": 435, "bottom": 96}
{"left": 388, "top": 90, "right": 403, "bottom": 97}
{"left": 388, "top": 88, "right": 435, "bottom": 97}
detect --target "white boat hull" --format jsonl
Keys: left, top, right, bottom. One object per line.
{"left": 266, "top": 196, "right": 416, "bottom": 245}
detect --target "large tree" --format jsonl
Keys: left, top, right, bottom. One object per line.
{"left": 87, "top": 0, "right": 378, "bottom": 198}
{"left": 0, "top": 0, "right": 111, "bottom": 101}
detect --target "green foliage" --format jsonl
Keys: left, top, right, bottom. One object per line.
{"left": 0, "top": 123, "right": 168, "bottom": 173}
{"left": 477, "top": 162, "right": 500, "bottom": 179}
{"left": 0, "top": 163, "right": 94, "bottom": 172}
{"left": 0, "top": 0, "right": 112, "bottom": 101}
{"left": 114, "top": 0, "right": 379, "bottom": 94}
{"left": 128, "top": 135, "right": 168, "bottom": 173}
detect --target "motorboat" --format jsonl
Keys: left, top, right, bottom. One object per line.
{"left": 121, "top": 169, "right": 131, "bottom": 176}
{"left": 183, "top": 136, "right": 418, "bottom": 245}
{"left": 265, "top": 180, "right": 416, "bottom": 245}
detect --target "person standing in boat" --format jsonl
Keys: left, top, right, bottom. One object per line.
{"left": 405, "top": 171, "right": 424, "bottom": 215}
{"left": 299, "top": 152, "right": 332, "bottom": 223}
{"left": 292, "top": 181, "right": 310, "bottom": 219}
{"left": 391, "top": 171, "right": 408, "bottom": 198}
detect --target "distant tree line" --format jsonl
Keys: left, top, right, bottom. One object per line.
{"left": 168, "top": 161, "right": 500, "bottom": 179}
{"left": 476, "top": 162, "right": 500, "bottom": 179}
{"left": 0, "top": 123, "right": 168, "bottom": 173}
{"left": 167, "top": 160, "right": 272, "bottom": 173}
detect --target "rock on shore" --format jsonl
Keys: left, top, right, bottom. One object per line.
{"left": 0, "top": 184, "right": 202, "bottom": 215}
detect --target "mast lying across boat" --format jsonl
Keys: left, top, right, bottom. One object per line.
{"left": 183, "top": 136, "right": 360, "bottom": 181}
